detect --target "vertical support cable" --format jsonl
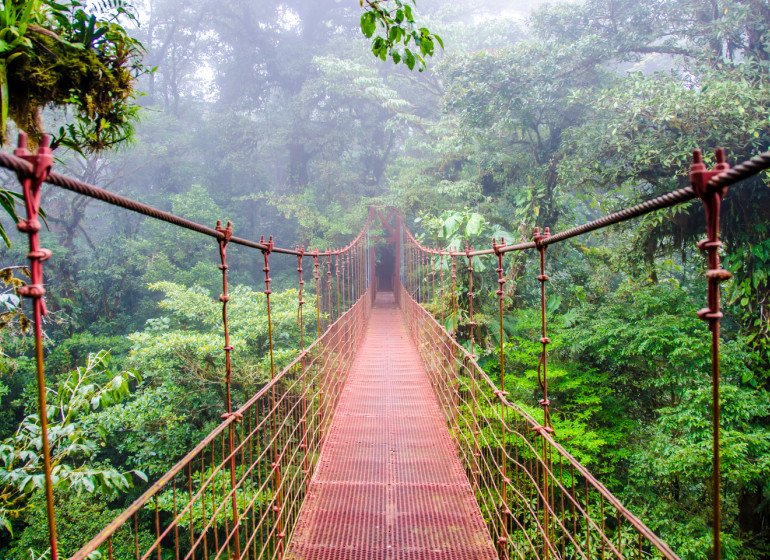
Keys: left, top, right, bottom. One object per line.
{"left": 366, "top": 223, "right": 370, "bottom": 300}
{"left": 690, "top": 148, "right": 731, "bottom": 560}
{"left": 340, "top": 251, "right": 350, "bottom": 314}
{"left": 260, "top": 235, "right": 282, "bottom": 557}
{"left": 418, "top": 249, "right": 423, "bottom": 303}
{"left": 465, "top": 247, "right": 481, "bottom": 490}
{"left": 326, "top": 251, "right": 332, "bottom": 326}
{"left": 431, "top": 252, "right": 436, "bottom": 310}
{"left": 353, "top": 242, "right": 356, "bottom": 302}
{"left": 421, "top": 251, "right": 426, "bottom": 304}
{"left": 465, "top": 246, "right": 476, "bottom": 359}
{"left": 216, "top": 220, "right": 234, "bottom": 414}
{"left": 451, "top": 255, "right": 457, "bottom": 338}
{"left": 215, "top": 220, "right": 241, "bottom": 560}
{"left": 335, "top": 252, "right": 341, "bottom": 319}
{"left": 533, "top": 226, "right": 553, "bottom": 560}
{"left": 439, "top": 253, "right": 445, "bottom": 327}
{"left": 296, "top": 246, "right": 309, "bottom": 491}
{"left": 313, "top": 250, "right": 321, "bottom": 338}
{"left": 347, "top": 250, "right": 352, "bottom": 308}
{"left": 533, "top": 227, "right": 554, "bottom": 433}
{"left": 493, "top": 238, "right": 510, "bottom": 556}
{"left": 14, "top": 133, "right": 57, "bottom": 560}
{"left": 450, "top": 252, "right": 459, "bottom": 430}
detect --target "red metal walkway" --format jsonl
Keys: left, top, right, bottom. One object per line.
{"left": 286, "top": 292, "right": 497, "bottom": 560}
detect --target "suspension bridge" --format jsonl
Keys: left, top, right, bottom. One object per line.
{"left": 3, "top": 133, "right": 769, "bottom": 560}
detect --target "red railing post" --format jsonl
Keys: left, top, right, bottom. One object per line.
{"left": 690, "top": 148, "right": 731, "bottom": 560}
{"left": 14, "top": 133, "right": 57, "bottom": 560}
{"left": 260, "top": 235, "right": 283, "bottom": 558}
{"left": 465, "top": 247, "right": 481, "bottom": 491}
{"left": 533, "top": 226, "right": 554, "bottom": 560}
{"left": 215, "top": 220, "right": 242, "bottom": 560}
{"left": 297, "top": 246, "right": 309, "bottom": 492}
{"left": 493, "top": 238, "right": 510, "bottom": 557}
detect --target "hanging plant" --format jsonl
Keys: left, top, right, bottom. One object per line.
{"left": 0, "top": 0, "right": 147, "bottom": 153}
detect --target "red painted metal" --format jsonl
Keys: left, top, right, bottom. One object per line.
{"left": 68, "top": 222, "right": 373, "bottom": 560}
{"left": 690, "top": 148, "right": 732, "bottom": 560}
{"left": 14, "top": 133, "right": 58, "bottom": 560}
{"left": 397, "top": 274, "right": 681, "bottom": 560}
{"left": 286, "top": 292, "right": 497, "bottom": 560}
{"left": 5, "top": 136, "right": 770, "bottom": 560}
{"left": 533, "top": 227, "right": 554, "bottom": 436}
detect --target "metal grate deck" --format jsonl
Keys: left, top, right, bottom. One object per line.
{"left": 286, "top": 292, "right": 497, "bottom": 560}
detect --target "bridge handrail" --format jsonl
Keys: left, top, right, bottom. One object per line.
{"left": 401, "top": 149, "right": 770, "bottom": 256}
{"left": 0, "top": 148, "right": 368, "bottom": 257}
{"left": 69, "top": 287, "right": 372, "bottom": 560}
{"left": 68, "top": 296, "right": 358, "bottom": 560}
{"left": 403, "top": 290, "right": 680, "bottom": 558}
{"left": 4, "top": 131, "right": 376, "bottom": 560}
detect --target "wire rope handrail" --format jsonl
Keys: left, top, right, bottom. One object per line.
{"left": 3, "top": 133, "right": 375, "bottom": 560}
{"left": 395, "top": 146, "right": 770, "bottom": 560}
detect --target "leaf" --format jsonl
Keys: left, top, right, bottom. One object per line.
{"left": 404, "top": 48, "right": 415, "bottom": 70}
{"left": 82, "top": 476, "right": 95, "bottom": 492}
{"left": 465, "top": 213, "right": 484, "bottom": 237}
{"left": 442, "top": 212, "right": 462, "bottom": 238}
{"left": 0, "top": 60, "right": 8, "bottom": 136}
{"left": 360, "top": 12, "right": 376, "bottom": 38}
{"left": 546, "top": 294, "right": 562, "bottom": 315}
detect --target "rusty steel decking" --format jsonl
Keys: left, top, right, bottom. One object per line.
{"left": 286, "top": 292, "right": 497, "bottom": 560}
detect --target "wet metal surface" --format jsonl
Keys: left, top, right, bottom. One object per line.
{"left": 286, "top": 292, "right": 497, "bottom": 560}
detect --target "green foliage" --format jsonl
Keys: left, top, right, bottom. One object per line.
{"left": 7, "top": 490, "right": 153, "bottom": 559}
{"left": 129, "top": 281, "right": 313, "bottom": 392}
{"left": 0, "top": 266, "right": 30, "bottom": 343}
{"left": 1, "top": 0, "right": 146, "bottom": 152}
{"left": 417, "top": 208, "right": 511, "bottom": 251}
{"left": 98, "top": 282, "right": 318, "bottom": 475}
{"left": 360, "top": 0, "right": 443, "bottom": 71}
{"left": 0, "top": 350, "right": 142, "bottom": 535}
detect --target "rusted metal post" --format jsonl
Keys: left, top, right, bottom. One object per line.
{"left": 216, "top": 220, "right": 234, "bottom": 413}
{"left": 533, "top": 226, "right": 554, "bottom": 560}
{"left": 215, "top": 220, "right": 241, "bottom": 560}
{"left": 465, "top": 247, "right": 481, "bottom": 491}
{"left": 493, "top": 238, "right": 510, "bottom": 556}
{"left": 690, "top": 149, "right": 731, "bottom": 560}
{"left": 260, "top": 235, "right": 283, "bottom": 557}
{"left": 533, "top": 227, "right": 554, "bottom": 433}
{"left": 297, "top": 246, "right": 309, "bottom": 491}
{"left": 313, "top": 250, "right": 321, "bottom": 338}
{"left": 14, "top": 133, "right": 57, "bottom": 560}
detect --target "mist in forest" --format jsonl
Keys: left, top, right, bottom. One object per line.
{"left": 1, "top": 0, "right": 769, "bottom": 557}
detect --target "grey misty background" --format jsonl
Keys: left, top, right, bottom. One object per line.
{"left": 3, "top": 0, "right": 538, "bottom": 309}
